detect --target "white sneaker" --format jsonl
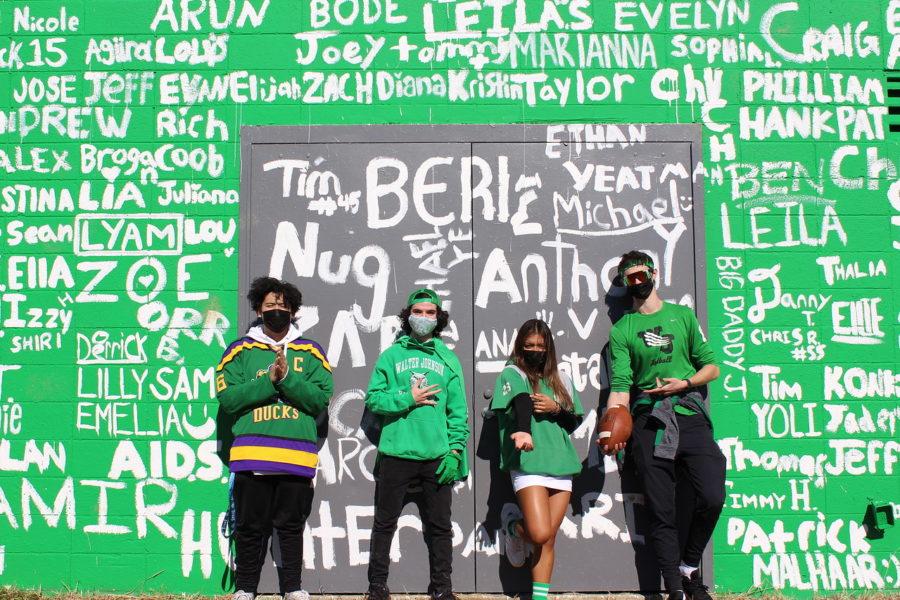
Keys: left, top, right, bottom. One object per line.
{"left": 285, "top": 591, "right": 311, "bottom": 600}
{"left": 233, "top": 591, "right": 255, "bottom": 600}
{"left": 500, "top": 503, "right": 529, "bottom": 568}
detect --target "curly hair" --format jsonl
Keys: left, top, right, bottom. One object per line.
{"left": 247, "top": 277, "right": 302, "bottom": 313}
{"left": 398, "top": 305, "right": 450, "bottom": 338}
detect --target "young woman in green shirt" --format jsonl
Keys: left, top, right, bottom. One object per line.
{"left": 491, "top": 319, "right": 584, "bottom": 600}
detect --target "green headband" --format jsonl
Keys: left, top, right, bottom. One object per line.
{"left": 619, "top": 258, "right": 654, "bottom": 278}
{"left": 407, "top": 288, "right": 441, "bottom": 308}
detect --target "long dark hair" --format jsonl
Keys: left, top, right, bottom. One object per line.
{"left": 510, "top": 319, "right": 572, "bottom": 412}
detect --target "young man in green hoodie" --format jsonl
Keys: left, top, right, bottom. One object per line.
{"left": 364, "top": 289, "right": 470, "bottom": 600}
{"left": 217, "top": 277, "right": 333, "bottom": 600}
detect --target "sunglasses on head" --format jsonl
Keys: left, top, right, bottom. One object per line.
{"left": 624, "top": 269, "right": 652, "bottom": 286}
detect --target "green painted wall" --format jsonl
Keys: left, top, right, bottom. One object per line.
{"left": 0, "top": 0, "right": 898, "bottom": 595}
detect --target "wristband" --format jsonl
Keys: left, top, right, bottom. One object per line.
{"left": 683, "top": 379, "right": 692, "bottom": 389}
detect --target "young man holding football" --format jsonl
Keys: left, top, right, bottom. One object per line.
{"left": 600, "top": 251, "right": 724, "bottom": 600}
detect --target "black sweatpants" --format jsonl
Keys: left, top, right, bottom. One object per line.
{"left": 233, "top": 471, "right": 314, "bottom": 594}
{"left": 629, "top": 411, "right": 726, "bottom": 593}
{"left": 368, "top": 455, "right": 453, "bottom": 595}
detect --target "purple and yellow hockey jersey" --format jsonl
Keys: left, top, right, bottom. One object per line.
{"left": 216, "top": 325, "right": 333, "bottom": 478}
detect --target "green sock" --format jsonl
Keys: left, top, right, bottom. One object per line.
{"left": 532, "top": 582, "right": 550, "bottom": 600}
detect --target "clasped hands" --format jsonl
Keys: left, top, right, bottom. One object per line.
{"left": 269, "top": 345, "right": 288, "bottom": 383}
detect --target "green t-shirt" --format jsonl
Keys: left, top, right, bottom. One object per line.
{"left": 490, "top": 365, "right": 584, "bottom": 476}
{"left": 609, "top": 302, "right": 716, "bottom": 394}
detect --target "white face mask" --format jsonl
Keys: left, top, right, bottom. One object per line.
{"left": 409, "top": 315, "right": 437, "bottom": 337}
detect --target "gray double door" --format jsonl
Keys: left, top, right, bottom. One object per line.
{"left": 239, "top": 125, "right": 704, "bottom": 593}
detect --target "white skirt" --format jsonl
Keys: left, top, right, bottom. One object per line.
{"left": 511, "top": 470, "right": 573, "bottom": 492}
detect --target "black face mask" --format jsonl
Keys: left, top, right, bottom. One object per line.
{"left": 521, "top": 350, "right": 546, "bottom": 370}
{"left": 262, "top": 309, "right": 292, "bottom": 332}
{"left": 627, "top": 279, "right": 654, "bottom": 300}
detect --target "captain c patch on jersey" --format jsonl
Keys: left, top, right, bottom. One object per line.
{"left": 637, "top": 326, "right": 674, "bottom": 354}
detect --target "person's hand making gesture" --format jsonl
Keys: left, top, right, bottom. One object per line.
{"left": 412, "top": 379, "right": 441, "bottom": 406}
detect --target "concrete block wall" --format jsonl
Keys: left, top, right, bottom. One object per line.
{"left": 0, "top": 0, "right": 897, "bottom": 595}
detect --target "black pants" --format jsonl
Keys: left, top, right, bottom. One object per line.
{"left": 368, "top": 455, "right": 453, "bottom": 594}
{"left": 629, "top": 412, "right": 726, "bottom": 593}
{"left": 233, "top": 471, "right": 314, "bottom": 594}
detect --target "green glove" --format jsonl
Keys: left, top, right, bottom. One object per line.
{"left": 435, "top": 451, "right": 462, "bottom": 485}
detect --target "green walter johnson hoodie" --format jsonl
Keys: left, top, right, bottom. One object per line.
{"left": 217, "top": 322, "right": 333, "bottom": 478}
{"left": 365, "top": 335, "right": 469, "bottom": 478}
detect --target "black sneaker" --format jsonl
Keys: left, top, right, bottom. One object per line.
{"left": 682, "top": 571, "right": 713, "bottom": 600}
{"left": 667, "top": 592, "right": 686, "bottom": 600}
{"left": 431, "top": 591, "right": 459, "bottom": 600}
{"left": 364, "top": 584, "right": 391, "bottom": 600}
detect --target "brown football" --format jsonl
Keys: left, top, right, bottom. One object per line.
{"left": 597, "top": 405, "right": 633, "bottom": 451}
